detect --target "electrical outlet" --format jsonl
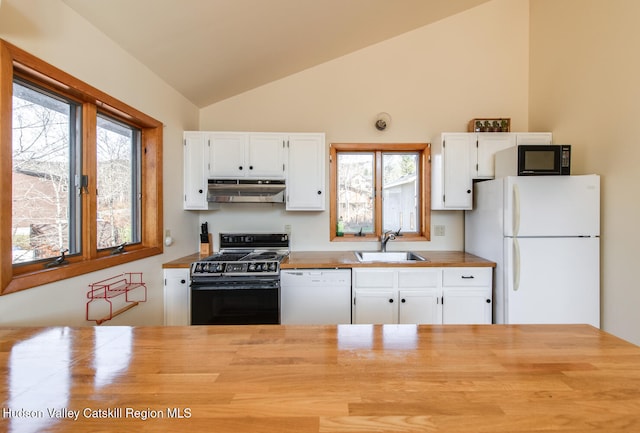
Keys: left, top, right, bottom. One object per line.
{"left": 284, "top": 224, "right": 292, "bottom": 234}
{"left": 434, "top": 225, "right": 445, "bottom": 236}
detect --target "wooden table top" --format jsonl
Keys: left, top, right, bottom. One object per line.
{"left": 1, "top": 324, "right": 639, "bottom": 432}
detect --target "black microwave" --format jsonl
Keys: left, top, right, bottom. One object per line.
{"left": 495, "top": 145, "right": 571, "bottom": 177}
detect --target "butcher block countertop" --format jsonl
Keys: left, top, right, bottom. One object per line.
{"left": 1, "top": 324, "right": 639, "bottom": 432}
{"left": 282, "top": 250, "right": 494, "bottom": 268}
{"left": 162, "top": 250, "right": 495, "bottom": 269}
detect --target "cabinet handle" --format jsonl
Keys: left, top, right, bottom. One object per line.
{"left": 180, "top": 279, "right": 186, "bottom": 284}
{"left": 198, "top": 189, "right": 203, "bottom": 194}
{"left": 486, "top": 299, "right": 491, "bottom": 303}
{"left": 249, "top": 166, "right": 254, "bottom": 170}
{"left": 461, "top": 275, "right": 475, "bottom": 279}
{"left": 467, "top": 189, "right": 471, "bottom": 194}
{"left": 317, "top": 190, "right": 322, "bottom": 195}
{"left": 401, "top": 298, "right": 406, "bottom": 303}
{"left": 239, "top": 166, "right": 243, "bottom": 170}
{"left": 388, "top": 299, "right": 394, "bottom": 303}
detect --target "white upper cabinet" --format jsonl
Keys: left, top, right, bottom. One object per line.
{"left": 247, "top": 133, "right": 287, "bottom": 178}
{"left": 208, "top": 132, "right": 247, "bottom": 178}
{"left": 184, "top": 130, "right": 326, "bottom": 211}
{"left": 431, "top": 133, "right": 474, "bottom": 210}
{"left": 432, "top": 132, "right": 552, "bottom": 210}
{"left": 286, "top": 133, "right": 326, "bottom": 211}
{"left": 183, "top": 131, "right": 209, "bottom": 210}
{"left": 209, "top": 132, "right": 286, "bottom": 179}
{"left": 515, "top": 132, "right": 553, "bottom": 146}
{"left": 475, "top": 133, "right": 516, "bottom": 179}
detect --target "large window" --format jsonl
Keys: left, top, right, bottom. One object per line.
{"left": 96, "top": 114, "right": 141, "bottom": 249}
{"left": 330, "top": 143, "right": 430, "bottom": 241}
{"left": 12, "top": 80, "right": 81, "bottom": 264}
{"left": 1, "top": 39, "right": 163, "bottom": 295}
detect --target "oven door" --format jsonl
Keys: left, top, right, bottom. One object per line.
{"left": 190, "top": 278, "right": 280, "bottom": 325}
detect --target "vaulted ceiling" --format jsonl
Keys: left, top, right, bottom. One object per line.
{"left": 62, "top": 0, "right": 490, "bottom": 107}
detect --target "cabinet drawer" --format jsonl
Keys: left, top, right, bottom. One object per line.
{"left": 398, "top": 269, "right": 440, "bottom": 288}
{"left": 352, "top": 269, "right": 395, "bottom": 288}
{"left": 443, "top": 268, "right": 491, "bottom": 287}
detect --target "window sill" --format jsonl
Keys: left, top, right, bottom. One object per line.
{"left": 3, "top": 246, "right": 163, "bottom": 296}
{"left": 330, "top": 234, "right": 429, "bottom": 242}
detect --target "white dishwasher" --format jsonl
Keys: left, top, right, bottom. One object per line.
{"left": 280, "top": 269, "right": 351, "bottom": 325}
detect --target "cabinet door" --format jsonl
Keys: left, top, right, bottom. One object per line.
{"left": 209, "top": 132, "right": 247, "bottom": 177}
{"left": 442, "top": 287, "right": 492, "bottom": 324}
{"left": 442, "top": 133, "right": 473, "bottom": 209}
{"left": 475, "top": 133, "right": 516, "bottom": 179}
{"left": 515, "top": 133, "right": 552, "bottom": 145}
{"left": 286, "top": 133, "right": 326, "bottom": 211}
{"left": 247, "top": 133, "right": 286, "bottom": 178}
{"left": 353, "top": 289, "right": 397, "bottom": 324}
{"left": 183, "top": 132, "right": 209, "bottom": 210}
{"left": 163, "top": 269, "right": 190, "bottom": 326}
{"left": 442, "top": 268, "right": 492, "bottom": 324}
{"left": 398, "top": 290, "right": 440, "bottom": 324}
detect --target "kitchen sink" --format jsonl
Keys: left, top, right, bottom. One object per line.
{"left": 355, "top": 251, "right": 428, "bottom": 263}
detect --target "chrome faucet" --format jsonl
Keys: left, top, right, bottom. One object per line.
{"left": 380, "top": 229, "right": 401, "bottom": 252}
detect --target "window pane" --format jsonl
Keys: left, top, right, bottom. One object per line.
{"left": 96, "top": 115, "right": 140, "bottom": 249}
{"left": 382, "top": 153, "right": 419, "bottom": 233}
{"left": 337, "top": 153, "right": 374, "bottom": 234}
{"left": 12, "top": 81, "right": 79, "bottom": 264}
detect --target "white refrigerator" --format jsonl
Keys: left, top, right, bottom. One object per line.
{"left": 465, "top": 175, "right": 600, "bottom": 327}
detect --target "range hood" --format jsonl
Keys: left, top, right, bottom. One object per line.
{"left": 207, "top": 179, "right": 286, "bottom": 203}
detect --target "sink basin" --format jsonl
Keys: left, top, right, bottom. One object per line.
{"left": 355, "top": 251, "right": 427, "bottom": 263}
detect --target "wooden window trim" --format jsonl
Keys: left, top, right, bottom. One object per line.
{"left": 0, "top": 39, "right": 163, "bottom": 295}
{"left": 329, "top": 142, "right": 431, "bottom": 242}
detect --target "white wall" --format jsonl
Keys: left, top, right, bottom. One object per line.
{"left": 198, "top": 0, "right": 531, "bottom": 253}
{"left": 0, "top": 0, "right": 199, "bottom": 326}
{"left": 529, "top": 0, "right": 640, "bottom": 345}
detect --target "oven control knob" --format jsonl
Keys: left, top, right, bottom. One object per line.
{"left": 268, "top": 263, "right": 276, "bottom": 271}
{"left": 248, "top": 263, "right": 257, "bottom": 272}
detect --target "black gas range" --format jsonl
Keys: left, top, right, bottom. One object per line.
{"left": 190, "top": 233, "right": 289, "bottom": 325}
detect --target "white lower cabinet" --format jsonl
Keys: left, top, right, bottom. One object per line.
{"left": 442, "top": 268, "right": 492, "bottom": 324}
{"left": 352, "top": 267, "right": 492, "bottom": 325}
{"left": 399, "top": 290, "right": 441, "bottom": 324}
{"left": 352, "top": 289, "right": 397, "bottom": 324}
{"left": 352, "top": 268, "right": 442, "bottom": 325}
{"left": 163, "top": 268, "right": 190, "bottom": 326}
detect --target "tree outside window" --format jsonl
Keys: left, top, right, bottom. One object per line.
{"left": 1, "top": 39, "right": 163, "bottom": 295}
{"left": 12, "top": 80, "right": 79, "bottom": 264}
{"left": 330, "top": 143, "right": 430, "bottom": 242}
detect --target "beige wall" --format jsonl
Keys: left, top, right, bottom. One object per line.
{"left": 199, "top": 0, "right": 532, "bottom": 252}
{"left": 6, "top": 0, "right": 630, "bottom": 341}
{"left": 529, "top": 0, "right": 640, "bottom": 344}
{"left": 0, "top": 0, "right": 200, "bottom": 326}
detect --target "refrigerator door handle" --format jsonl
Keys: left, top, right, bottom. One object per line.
{"left": 513, "top": 184, "right": 520, "bottom": 236}
{"left": 513, "top": 238, "right": 521, "bottom": 291}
